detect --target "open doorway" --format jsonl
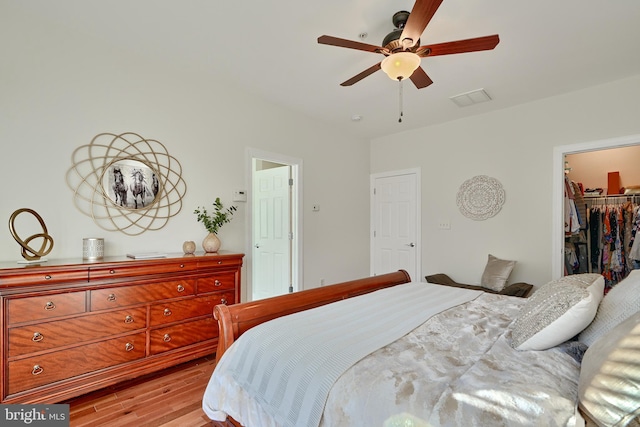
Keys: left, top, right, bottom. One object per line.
{"left": 246, "top": 148, "right": 302, "bottom": 301}
{"left": 552, "top": 134, "right": 640, "bottom": 279}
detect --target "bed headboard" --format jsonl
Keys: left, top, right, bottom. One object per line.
{"left": 213, "top": 270, "right": 411, "bottom": 363}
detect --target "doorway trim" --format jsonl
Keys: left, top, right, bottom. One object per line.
{"left": 370, "top": 167, "right": 421, "bottom": 282}
{"left": 246, "top": 147, "right": 303, "bottom": 302}
{"left": 552, "top": 133, "right": 640, "bottom": 279}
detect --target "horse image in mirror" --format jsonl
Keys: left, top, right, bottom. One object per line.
{"left": 112, "top": 167, "right": 127, "bottom": 207}
{"left": 129, "top": 168, "right": 154, "bottom": 209}
{"left": 151, "top": 173, "right": 159, "bottom": 198}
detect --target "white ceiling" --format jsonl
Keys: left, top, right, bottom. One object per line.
{"left": 11, "top": 1, "right": 640, "bottom": 139}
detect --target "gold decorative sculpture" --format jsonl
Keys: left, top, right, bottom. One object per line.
{"left": 9, "top": 208, "right": 54, "bottom": 262}
{"left": 66, "top": 132, "right": 187, "bottom": 235}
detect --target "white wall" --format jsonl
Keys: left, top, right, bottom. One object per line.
{"left": 371, "top": 74, "right": 640, "bottom": 288}
{"left": 566, "top": 146, "right": 640, "bottom": 192}
{"left": 4, "top": 6, "right": 640, "bottom": 295}
{"left": 0, "top": 6, "right": 371, "bottom": 299}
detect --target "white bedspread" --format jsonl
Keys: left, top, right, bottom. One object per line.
{"left": 321, "top": 292, "right": 583, "bottom": 427}
{"left": 203, "top": 282, "right": 482, "bottom": 427}
{"left": 203, "top": 285, "right": 584, "bottom": 427}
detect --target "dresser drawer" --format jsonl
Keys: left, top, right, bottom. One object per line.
{"left": 88, "top": 260, "right": 196, "bottom": 281}
{"left": 7, "top": 292, "right": 86, "bottom": 325}
{"left": 0, "top": 268, "right": 88, "bottom": 287}
{"left": 149, "top": 317, "right": 217, "bottom": 355}
{"left": 90, "top": 279, "right": 195, "bottom": 311}
{"left": 149, "top": 292, "right": 234, "bottom": 326}
{"left": 8, "top": 333, "right": 145, "bottom": 394}
{"left": 197, "top": 273, "right": 237, "bottom": 293}
{"left": 197, "top": 256, "right": 243, "bottom": 270}
{"left": 8, "top": 307, "right": 147, "bottom": 357}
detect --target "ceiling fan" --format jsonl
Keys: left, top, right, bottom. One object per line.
{"left": 317, "top": 0, "right": 499, "bottom": 89}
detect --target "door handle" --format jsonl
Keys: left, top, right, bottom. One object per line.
{"left": 255, "top": 244, "right": 260, "bottom": 248}
{"left": 407, "top": 243, "right": 415, "bottom": 247}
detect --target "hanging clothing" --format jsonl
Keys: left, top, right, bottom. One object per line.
{"left": 629, "top": 206, "right": 640, "bottom": 261}
{"left": 623, "top": 203, "right": 635, "bottom": 270}
{"left": 571, "top": 181, "right": 587, "bottom": 229}
{"left": 585, "top": 200, "right": 640, "bottom": 290}
{"left": 589, "top": 207, "right": 602, "bottom": 272}
{"left": 564, "top": 176, "right": 581, "bottom": 235}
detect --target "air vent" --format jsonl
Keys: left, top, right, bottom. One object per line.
{"left": 449, "top": 88, "right": 492, "bottom": 107}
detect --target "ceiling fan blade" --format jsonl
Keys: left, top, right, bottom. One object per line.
{"left": 416, "top": 35, "right": 499, "bottom": 57}
{"left": 340, "top": 63, "right": 382, "bottom": 86}
{"left": 409, "top": 67, "right": 433, "bottom": 89}
{"left": 318, "top": 35, "right": 388, "bottom": 54}
{"left": 400, "top": 0, "right": 444, "bottom": 48}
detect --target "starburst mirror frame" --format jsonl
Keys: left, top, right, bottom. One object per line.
{"left": 66, "top": 132, "right": 187, "bottom": 235}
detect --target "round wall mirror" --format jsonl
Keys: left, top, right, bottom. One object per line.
{"left": 67, "top": 132, "right": 186, "bottom": 235}
{"left": 102, "top": 159, "right": 161, "bottom": 210}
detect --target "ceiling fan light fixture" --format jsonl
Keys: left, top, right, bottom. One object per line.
{"left": 381, "top": 52, "right": 421, "bottom": 81}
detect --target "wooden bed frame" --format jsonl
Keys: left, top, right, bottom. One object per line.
{"left": 209, "top": 270, "right": 410, "bottom": 427}
{"left": 213, "top": 270, "right": 411, "bottom": 364}
{"left": 207, "top": 270, "right": 601, "bottom": 427}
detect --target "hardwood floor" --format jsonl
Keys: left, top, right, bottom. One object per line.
{"left": 64, "top": 356, "right": 216, "bottom": 427}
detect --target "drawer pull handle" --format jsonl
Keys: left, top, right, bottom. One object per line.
{"left": 217, "top": 261, "right": 222, "bottom": 264}
{"left": 214, "top": 280, "right": 221, "bottom": 287}
{"left": 32, "top": 332, "right": 44, "bottom": 342}
{"left": 125, "top": 343, "right": 134, "bottom": 352}
{"left": 107, "top": 294, "right": 117, "bottom": 302}
{"left": 180, "top": 264, "right": 185, "bottom": 268}
{"left": 163, "top": 334, "right": 171, "bottom": 342}
{"left": 110, "top": 270, "right": 116, "bottom": 274}
{"left": 124, "top": 315, "right": 134, "bottom": 324}
{"left": 177, "top": 284, "right": 185, "bottom": 292}
{"left": 44, "top": 301, "right": 56, "bottom": 310}
{"left": 163, "top": 308, "right": 172, "bottom": 316}
{"left": 32, "top": 365, "right": 43, "bottom": 376}
{"left": 44, "top": 275, "right": 52, "bottom": 280}
{"left": 221, "top": 298, "right": 228, "bottom": 305}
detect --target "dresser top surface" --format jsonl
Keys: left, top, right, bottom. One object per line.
{"left": 0, "top": 251, "right": 244, "bottom": 276}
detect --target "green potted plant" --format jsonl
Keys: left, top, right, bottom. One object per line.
{"left": 194, "top": 197, "right": 237, "bottom": 253}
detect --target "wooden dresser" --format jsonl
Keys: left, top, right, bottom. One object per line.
{"left": 0, "top": 251, "right": 243, "bottom": 404}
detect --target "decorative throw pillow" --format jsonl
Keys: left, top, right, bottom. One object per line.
{"left": 578, "top": 311, "right": 640, "bottom": 427}
{"left": 510, "top": 274, "right": 604, "bottom": 351}
{"left": 480, "top": 254, "right": 516, "bottom": 292}
{"left": 579, "top": 269, "right": 640, "bottom": 347}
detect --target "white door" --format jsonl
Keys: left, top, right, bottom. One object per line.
{"left": 252, "top": 165, "right": 291, "bottom": 300}
{"left": 371, "top": 170, "right": 420, "bottom": 282}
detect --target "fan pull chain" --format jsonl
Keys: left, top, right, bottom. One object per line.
{"left": 398, "top": 78, "right": 404, "bottom": 123}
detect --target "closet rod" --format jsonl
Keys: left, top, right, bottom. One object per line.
{"left": 584, "top": 194, "right": 640, "bottom": 205}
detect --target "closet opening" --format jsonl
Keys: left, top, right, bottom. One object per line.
{"left": 561, "top": 143, "right": 640, "bottom": 291}
{"left": 552, "top": 134, "right": 640, "bottom": 282}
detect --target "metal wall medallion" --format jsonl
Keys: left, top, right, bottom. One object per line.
{"left": 456, "top": 175, "right": 505, "bottom": 221}
{"left": 66, "top": 132, "right": 187, "bottom": 235}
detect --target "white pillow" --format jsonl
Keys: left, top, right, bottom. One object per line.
{"left": 480, "top": 254, "right": 516, "bottom": 292}
{"left": 579, "top": 269, "right": 640, "bottom": 347}
{"left": 511, "top": 274, "right": 604, "bottom": 351}
{"left": 578, "top": 311, "right": 640, "bottom": 427}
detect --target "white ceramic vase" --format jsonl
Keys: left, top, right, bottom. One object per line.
{"left": 202, "top": 232, "right": 221, "bottom": 253}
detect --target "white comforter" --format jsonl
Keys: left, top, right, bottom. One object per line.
{"left": 203, "top": 284, "right": 584, "bottom": 427}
